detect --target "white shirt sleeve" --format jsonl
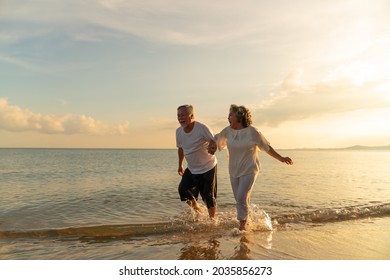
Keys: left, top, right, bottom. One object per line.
{"left": 215, "top": 127, "right": 228, "bottom": 151}
{"left": 251, "top": 127, "right": 271, "bottom": 152}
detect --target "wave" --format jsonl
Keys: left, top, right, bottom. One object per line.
{"left": 1, "top": 203, "right": 389, "bottom": 241}
{"left": 272, "top": 202, "right": 390, "bottom": 225}
{"left": 0, "top": 222, "right": 179, "bottom": 241}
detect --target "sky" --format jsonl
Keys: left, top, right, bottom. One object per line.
{"left": 1, "top": 0, "right": 390, "bottom": 149}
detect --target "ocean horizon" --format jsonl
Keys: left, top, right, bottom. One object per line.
{"left": 1, "top": 143, "right": 389, "bottom": 150}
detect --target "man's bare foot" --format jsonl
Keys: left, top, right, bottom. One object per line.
{"left": 239, "top": 220, "right": 247, "bottom": 231}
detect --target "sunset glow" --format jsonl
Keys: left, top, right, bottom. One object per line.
{"left": 1, "top": 0, "right": 389, "bottom": 148}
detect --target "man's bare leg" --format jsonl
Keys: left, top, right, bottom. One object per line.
{"left": 187, "top": 198, "right": 202, "bottom": 213}
{"left": 208, "top": 206, "right": 216, "bottom": 219}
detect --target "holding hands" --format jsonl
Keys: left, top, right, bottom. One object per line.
{"left": 208, "top": 140, "right": 217, "bottom": 154}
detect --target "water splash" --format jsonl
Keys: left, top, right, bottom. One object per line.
{"left": 169, "top": 204, "right": 274, "bottom": 234}
{"left": 248, "top": 205, "right": 273, "bottom": 231}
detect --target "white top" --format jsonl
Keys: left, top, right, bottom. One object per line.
{"left": 176, "top": 121, "right": 217, "bottom": 174}
{"left": 215, "top": 126, "right": 270, "bottom": 178}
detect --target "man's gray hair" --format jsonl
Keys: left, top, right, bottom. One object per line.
{"left": 177, "top": 104, "right": 194, "bottom": 116}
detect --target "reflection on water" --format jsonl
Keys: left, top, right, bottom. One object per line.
{"left": 179, "top": 239, "right": 221, "bottom": 260}
{"left": 229, "top": 230, "right": 274, "bottom": 260}
{"left": 176, "top": 229, "right": 274, "bottom": 260}
{"left": 230, "top": 236, "right": 251, "bottom": 260}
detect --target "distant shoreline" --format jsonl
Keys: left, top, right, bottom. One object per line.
{"left": 283, "top": 145, "right": 390, "bottom": 151}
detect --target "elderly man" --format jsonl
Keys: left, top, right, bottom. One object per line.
{"left": 176, "top": 104, "right": 217, "bottom": 218}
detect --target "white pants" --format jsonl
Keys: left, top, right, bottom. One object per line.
{"left": 230, "top": 173, "right": 258, "bottom": 221}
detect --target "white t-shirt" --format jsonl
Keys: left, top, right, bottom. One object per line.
{"left": 215, "top": 126, "right": 270, "bottom": 178}
{"left": 176, "top": 121, "right": 217, "bottom": 174}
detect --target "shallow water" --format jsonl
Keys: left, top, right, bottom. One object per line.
{"left": 1, "top": 148, "right": 390, "bottom": 259}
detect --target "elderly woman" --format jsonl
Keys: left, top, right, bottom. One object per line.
{"left": 210, "top": 104, "right": 293, "bottom": 230}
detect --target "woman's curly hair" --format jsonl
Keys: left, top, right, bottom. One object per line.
{"left": 230, "top": 104, "right": 252, "bottom": 127}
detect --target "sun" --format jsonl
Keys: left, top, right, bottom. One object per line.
{"left": 344, "top": 62, "right": 375, "bottom": 86}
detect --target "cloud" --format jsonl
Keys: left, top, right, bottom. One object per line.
{"left": 280, "top": 68, "right": 304, "bottom": 88}
{"left": 73, "top": 1, "right": 268, "bottom": 45}
{"left": 0, "top": 55, "right": 48, "bottom": 73}
{"left": 0, "top": 98, "right": 129, "bottom": 135}
{"left": 0, "top": 1, "right": 333, "bottom": 46}
{"left": 150, "top": 117, "right": 177, "bottom": 130}
{"left": 254, "top": 69, "right": 390, "bottom": 127}
{"left": 2, "top": 0, "right": 388, "bottom": 60}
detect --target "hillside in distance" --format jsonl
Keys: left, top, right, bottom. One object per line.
{"left": 342, "top": 145, "right": 390, "bottom": 150}
{"left": 288, "top": 145, "right": 390, "bottom": 151}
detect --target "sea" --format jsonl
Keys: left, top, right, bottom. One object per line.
{"left": 1, "top": 148, "right": 390, "bottom": 260}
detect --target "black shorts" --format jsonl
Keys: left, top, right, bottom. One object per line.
{"left": 178, "top": 165, "right": 217, "bottom": 209}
